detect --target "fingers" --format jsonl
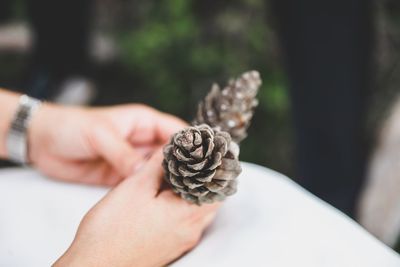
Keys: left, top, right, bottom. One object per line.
{"left": 154, "top": 112, "right": 188, "bottom": 144}
{"left": 201, "top": 211, "right": 218, "bottom": 227}
{"left": 35, "top": 157, "right": 123, "bottom": 186}
{"left": 159, "top": 190, "right": 220, "bottom": 250}
{"left": 132, "top": 145, "right": 158, "bottom": 158}
{"left": 132, "top": 149, "right": 165, "bottom": 195}
{"left": 159, "top": 190, "right": 221, "bottom": 220}
{"left": 90, "top": 124, "right": 145, "bottom": 177}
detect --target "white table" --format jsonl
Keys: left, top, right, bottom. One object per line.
{"left": 0, "top": 163, "right": 398, "bottom": 267}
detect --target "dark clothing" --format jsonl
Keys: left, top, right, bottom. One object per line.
{"left": 26, "top": 0, "right": 93, "bottom": 98}
{"left": 271, "top": 0, "right": 374, "bottom": 217}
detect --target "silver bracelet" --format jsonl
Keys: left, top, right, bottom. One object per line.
{"left": 6, "top": 95, "right": 42, "bottom": 164}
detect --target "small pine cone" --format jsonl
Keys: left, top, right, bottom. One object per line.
{"left": 163, "top": 124, "right": 241, "bottom": 205}
{"left": 194, "top": 70, "right": 262, "bottom": 143}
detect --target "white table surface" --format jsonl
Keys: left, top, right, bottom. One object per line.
{"left": 0, "top": 163, "right": 399, "bottom": 267}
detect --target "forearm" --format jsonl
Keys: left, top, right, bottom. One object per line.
{"left": 0, "top": 89, "right": 21, "bottom": 159}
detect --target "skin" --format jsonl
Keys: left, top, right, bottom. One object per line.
{"left": 0, "top": 88, "right": 185, "bottom": 185}
{"left": 28, "top": 103, "right": 187, "bottom": 186}
{"left": 54, "top": 152, "right": 220, "bottom": 267}
{"left": 0, "top": 89, "right": 219, "bottom": 266}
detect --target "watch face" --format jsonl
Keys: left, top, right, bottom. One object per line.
{"left": 6, "top": 96, "right": 42, "bottom": 164}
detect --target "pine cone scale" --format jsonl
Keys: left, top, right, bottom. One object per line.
{"left": 220, "top": 158, "right": 242, "bottom": 172}
{"left": 207, "top": 152, "right": 223, "bottom": 170}
{"left": 205, "top": 180, "right": 229, "bottom": 193}
{"left": 188, "top": 187, "right": 208, "bottom": 197}
{"left": 169, "top": 174, "right": 185, "bottom": 188}
{"left": 178, "top": 165, "right": 198, "bottom": 177}
{"left": 193, "top": 170, "right": 216, "bottom": 183}
{"left": 204, "top": 138, "right": 214, "bottom": 158}
{"left": 189, "top": 146, "right": 204, "bottom": 160}
{"left": 167, "top": 160, "right": 180, "bottom": 177}
{"left": 173, "top": 148, "right": 192, "bottom": 162}
{"left": 187, "top": 159, "right": 208, "bottom": 171}
{"left": 183, "top": 177, "right": 203, "bottom": 189}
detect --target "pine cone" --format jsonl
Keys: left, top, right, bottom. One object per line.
{"left": 163, "top": 124, "right": 241, "bottom": 205}
{"left": 194, "top": 70, "right": 262, "bottom": 143}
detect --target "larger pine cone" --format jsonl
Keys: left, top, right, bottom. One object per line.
{"left": 194, "top": 71, "right": 262, "bottom": 143}
{"left": 163, "top": 124, "right": 241, "bottom": 205}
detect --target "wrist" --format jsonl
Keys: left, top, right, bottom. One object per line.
{"left": 27, "top": 103, "right": 87, "bottom": 166}
{"left": 53, "top": 252, "right": 86, "bottom": 267}
{"left": 54, "top": 242, "right": 111, "bottom": 267}
{"left": 53, "top": 249, "right": 91, "bottom": 267}
{"left": 27, "top": 102, "right": 58, "bottom": 165}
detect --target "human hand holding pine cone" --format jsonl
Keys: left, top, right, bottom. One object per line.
{"left": 54, "top": 70, "right": 261, "bottom": 267}
{"left": 54, "top": 151, "right": 220, "bottom": 267}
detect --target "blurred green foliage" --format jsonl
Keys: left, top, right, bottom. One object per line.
{"left": 0, "top": 0, "right": 293, "bottom": 175}
{"left": 115, "top": 0, "right": 293, "bottom": 174}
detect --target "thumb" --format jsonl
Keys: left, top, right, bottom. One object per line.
{"left": 133, "top": 149, "right": 165, "bottom": 195}
{"left": 90, "top": 124, "right": 145, "bottom": 177}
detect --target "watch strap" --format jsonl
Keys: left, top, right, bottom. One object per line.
{"left": 6, "top": 95, "right": 42, "bottom": 164}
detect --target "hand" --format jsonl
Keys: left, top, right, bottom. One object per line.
{"left": 54, "top": 151, "right": 220, "bottom": 267}
{"left": 29, "top": 103, "right": 186, "bottom": 185}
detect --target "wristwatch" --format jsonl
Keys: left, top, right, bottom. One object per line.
{"left": 6, "top": 95, "right": 42, "bottom": 164}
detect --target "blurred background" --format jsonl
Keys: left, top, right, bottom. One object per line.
{"left": 0, "top": 0, "right": 400, "bottom": 252}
